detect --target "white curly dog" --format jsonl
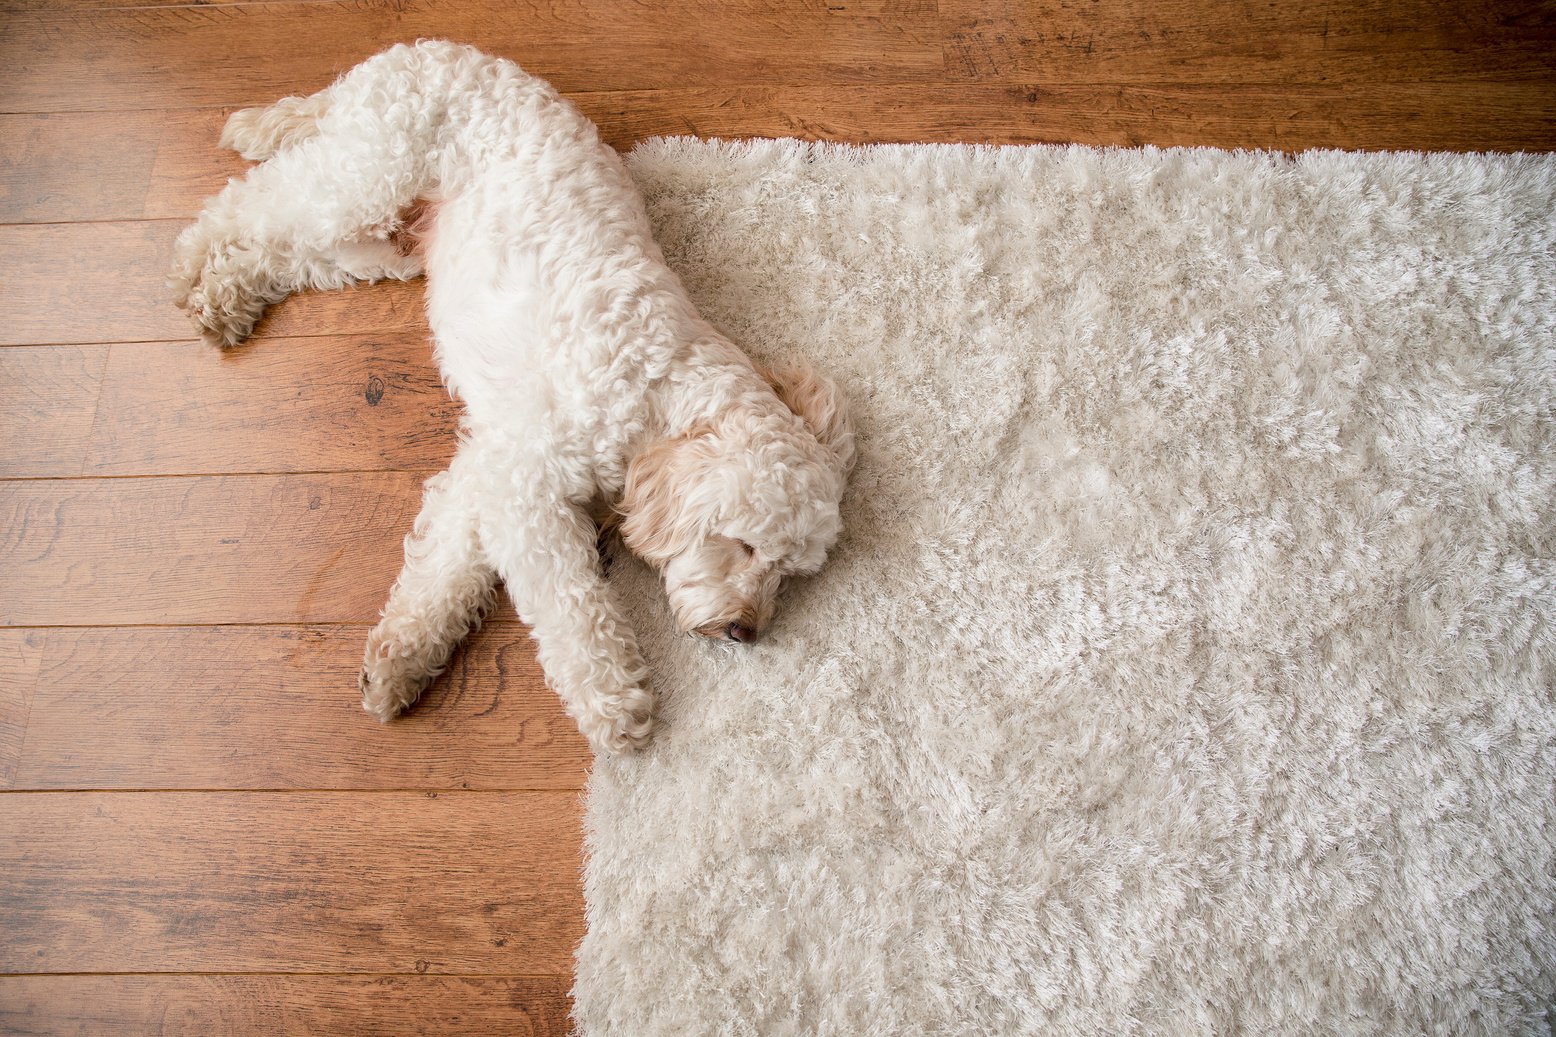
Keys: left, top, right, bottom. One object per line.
{"left": 170, "top": 41, "right": 855, "bottom": 754}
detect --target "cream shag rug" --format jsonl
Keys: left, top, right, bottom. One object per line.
{"left": 576, "top": 140, "right": 1556, "bottom": 1036}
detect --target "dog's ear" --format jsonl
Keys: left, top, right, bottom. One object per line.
{"left": 760, "top": 364, "right": 857, "bottom": 473}
{"left": 619, "top": 424, "right": 715, "bottom": 564}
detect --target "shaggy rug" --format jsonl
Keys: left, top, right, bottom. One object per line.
{"left": 575, "top": 139, "right": 1556, "bottom": 1035}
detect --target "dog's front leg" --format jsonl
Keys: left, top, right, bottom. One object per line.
{"left": 361, "top": 453, "right": 497, "bottom": 722}
{"left": 481, "top": 493, "right": 654, "bottom": 755}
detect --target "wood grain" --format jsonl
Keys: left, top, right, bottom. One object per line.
{"left": 83, "top": 334, "right": 458, "bottom": 476}
{"left": 0, "top": 345, "right": 109, "bottom": 477}
{"left": 0, "top": 221, "right": 424, "bottom": 347}
{"left": 0, "top": 472, "right": 427, "bottom": 626}
{"left": 143, "top": 108, "right": 251, "bottom": 220}
{"left": 0, "top": 111, "right": 169, "bottom": 223}
{"left": 0, "top": 223, "right": 189, "bottom": 345}
{"left": 6, "top": 334, "right": 450, "bottom": 479}
{"left": 0, "top": 0, "right": 1550, "bottom": 116}
{"left": 0, "top": 630, "right": 45, "bottom": 788}
{"left": 9, "top": 621, "right": 592, "bottom": 791}
{"left": 578, "top": 81, "right": 1556, "bottom": 153}
{"left": 0, "top": 108, "right": 246, "bottom": 224}
{"left": 5, "top": 82, "right": 1555, "bottom": 228}
{"left": 0, "top": 975, "right": 573, "bottom": 1037}
{"left": 934, "top": 0, "right": 1556, "bottom": 85}
{"left": 0, "top": 0, "right": 945, "bottom": 113}
{"left": 0, "top": 791, "right": 584, "bottom": 973}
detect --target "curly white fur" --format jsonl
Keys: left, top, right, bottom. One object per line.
{"left": 170, "top": 42, "right": 855, "bottom": 754}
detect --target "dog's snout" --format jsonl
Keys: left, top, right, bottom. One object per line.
{"left": 727, "top": 623, "right": 758, "bottom": 644}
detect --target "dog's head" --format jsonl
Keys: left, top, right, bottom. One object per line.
{"left": 620, "top": 365, "right": 855, "bottom": 644}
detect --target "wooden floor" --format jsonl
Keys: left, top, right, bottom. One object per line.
{"left": 1, "top": 1, "right": 1552, "bottom": 1033}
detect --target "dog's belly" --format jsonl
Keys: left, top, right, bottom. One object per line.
{"left": 420, "top": 173, "right": 697, "bottom": 461}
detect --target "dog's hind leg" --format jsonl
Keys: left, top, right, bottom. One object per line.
{"left": 220, "top": 93, "right": 330, "bottom": 161}
{"left": 170, "top": 92, "right": 430, "bottom": 347}
{"left": 360, "top": 451, "right": 498, "bottom": 722}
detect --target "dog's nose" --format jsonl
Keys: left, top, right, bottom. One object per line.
{"left": 727, "top": 623, "right": 758, "bottom": 644}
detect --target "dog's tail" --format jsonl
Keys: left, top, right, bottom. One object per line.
{"left": 220, "top": 93, "right": 330, "bottom": 161}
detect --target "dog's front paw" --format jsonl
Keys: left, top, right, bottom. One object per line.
{"left": 359, "top": 630, "right": 433, "bottom": 722}
{"left": 578, "top": 684, "right": 656, "bottom": 755}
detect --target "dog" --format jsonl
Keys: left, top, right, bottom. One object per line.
{"left": 169, "top": 41, "right": 855, "bottom": 754}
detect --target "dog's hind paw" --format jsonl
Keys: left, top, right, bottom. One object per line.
{"left": 182, "top": 288, "right": 264, "bottom": 349}
{"left": 168, "top": 224, "right": 270, "bottom": 349}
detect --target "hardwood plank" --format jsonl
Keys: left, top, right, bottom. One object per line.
{"left": 578, "top": 80, "right": 1556, "bottom": 153}
{"left": 0, "top": 791, "right": 584, "bottom": 973}
{"left": 933, "top": 0, "right": 1556, "bottom": 85}
{"left": 0, "top": 223, "right": 186, "bottom": 345}
{"left": 0, "top": 345, "right": 108, "bottom": 478}
{"left": 1, "top": 0, "right": 328, "bottom": 7}
{"left": 0, "top": 975, "right": 572, "bottom": 1037}
{"left": 83, "top": 335, "right": 458, "bottom": 476}
{"left": 0, "top": 630, "right": 45, "bottom": 788}
{"left": 0, "top": 0, "right": 945, "bottom": 113}
{"left": 0, "top": 472, "right": 426, "bottom": 625}
{"left": 0, "top": 221, "right": 424, "bottom": 346}
{"left": 143, "top": 107, "right": 250, "bottom": 219}
{"left": 0, "top": 109, "right": 241, "bottom": 224}
{"left": 0, "top": 112, "right": 160, "bottom": 223}
{"left": 7, "top": 80, "right": 1556, "bottom": 228}
{"left": 12, "top": 621, "right": 591, "bottom": 791}
{"left": 0, "top": 0, "right": 1550, "bottom": 118}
